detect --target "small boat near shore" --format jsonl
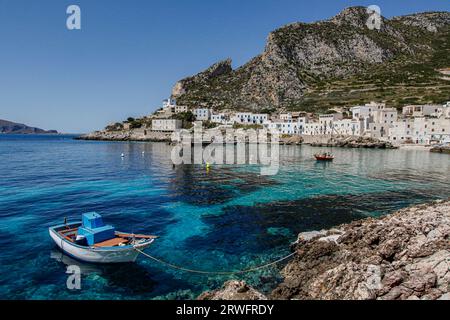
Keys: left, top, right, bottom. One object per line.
{"left": 49, "top": 212, "right": 156, "bottom": 263}
{"left": 314, "top": 152, "right": 334, "bottom": 161}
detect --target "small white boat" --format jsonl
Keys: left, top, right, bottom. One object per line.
{"left": 49, "top": 212, "right": 156, "bottom": 264}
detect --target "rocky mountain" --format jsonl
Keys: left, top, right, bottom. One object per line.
{"left": 172, "top": 7, "right": 450, "bottom": 112}
{"left": 0, "top": 119, "right": 58, "bottom": 134}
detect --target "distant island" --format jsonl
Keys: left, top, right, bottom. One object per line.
{"left": 0, "top": 119, "right": 58, "bottom": 134}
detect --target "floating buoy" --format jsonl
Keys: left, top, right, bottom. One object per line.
{"left": 121, "top": 153, "right": 125, "bottom": 158}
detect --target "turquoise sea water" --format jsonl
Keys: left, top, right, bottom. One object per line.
{"left": 0, "top": 134, "right": 449, "bottom": 299}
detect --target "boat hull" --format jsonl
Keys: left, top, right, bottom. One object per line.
{"left": 314, "top": 156, "right": 334, "bottom": 161}
{"left": 49, "top": 227, "right": 153, "bottom": 264}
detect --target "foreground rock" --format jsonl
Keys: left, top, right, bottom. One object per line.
{"left": 198, "top": 281, "right": 268, "bottom": 300}
{"left": 308, "top": 135, "right": 396, "bottom": 149}
{"left": 75, "top": 129, "right": 172, "bottom": 142}
{"left": 200, "top": 199, "right": 450, "bottom": 300}
{"left": 430, "top": 145, "right": 450, "bottom": 154}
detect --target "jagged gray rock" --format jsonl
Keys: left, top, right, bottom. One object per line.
{"left": 199, "top": 199, "right": 450, "bottom": 300}
{"left": 271, "top": 199, "right": 450, "bottom": 300}
{"left": 198, "top": 280, "right": 268, "bottom": 300}
{"left": 172, "top": 7, "right": 450, "bottom": 111}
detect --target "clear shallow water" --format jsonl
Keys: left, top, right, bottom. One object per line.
{"left": 0, "top": 134, "right": 449, "bottom": 299}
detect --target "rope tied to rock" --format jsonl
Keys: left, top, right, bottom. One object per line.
{"left": 134, "top": 247, "right": 296, "bottom": 275}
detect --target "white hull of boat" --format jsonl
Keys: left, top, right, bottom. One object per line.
{"left": 49, "top": 228, "right": 153, "bottom": 263}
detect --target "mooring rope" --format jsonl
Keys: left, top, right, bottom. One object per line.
{"left": 134, "top": 247, "right": 296, "bottom": 275}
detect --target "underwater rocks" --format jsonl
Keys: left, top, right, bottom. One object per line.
{"left": 200, "top": 199, "right": 450, "bottom": 300}
{"left": 198, "top": 280, "right": 268, "bottom": 300}
{"left": 308, "top": 135, "right": 396, "bottom": 149}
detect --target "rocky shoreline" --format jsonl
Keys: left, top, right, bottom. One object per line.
{"left": 430, "top": 145, "right": 450, "bottom": 154}
{"left": 306, "top": 135, "right": 396, "bottom": 149}
{"left": 76, "top": 130, "right": 395, "bottom": 150}
{"left": 75, "top": 130, "right": 172, "bottom": 142}
{"left": 199, "top": 199, "right": 450, "bottom": 300}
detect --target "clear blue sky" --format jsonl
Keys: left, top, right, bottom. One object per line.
{"left": 0, "top": 0, "right": 449, "bottom": 133}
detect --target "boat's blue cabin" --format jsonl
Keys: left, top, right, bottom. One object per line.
{"left": 77, "top": 212, "right": 115, "bottom": 246}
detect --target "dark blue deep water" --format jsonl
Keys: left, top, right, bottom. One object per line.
{"left": 0, "top": 134, "right": 449, "bottom": 299}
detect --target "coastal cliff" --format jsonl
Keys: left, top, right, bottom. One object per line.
{"left": 173, "top": 7, "right": 450, "bottom": 112}
{"left": 199, "top": 199, "right": 450, "bottom": 300}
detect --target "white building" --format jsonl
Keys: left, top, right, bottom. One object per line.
{"left": 156, "top": 98, "right": 179, "bottom": 117}
{"left": 194, "top": 108, "right": 212, "bottom": 121}
{"left": 388, "top": 118, "right": 414, "bottom": 143}
{"left": 332, "top": 119, "right": 364, "bottom": 136}
{"left": 389, "top": 116, "right": 450, "bottom": 145}
{"left": 211, "top": 113, "right": 227, "bottom": 124}
{"left": 279, "top": 113, "right": 293, "bottom": 121}
{"left": 319, "top": 113, "right": 343, "bottom": 130}
{"left": 175, "top": 105, "right": 188, "bottom": 113}
{"left": 365, "top": 107, "right": 398, "bottom": 139}
{"left": 265, "top": 117, "right": 307, "bottom": 135}
{"left": 303, "top": 122, "right": 323, "bottom": 135}
{"left": 351, "top": 102, "right": 385, "bottom": 119}
{"left": 162, "top": 98, "right": 177, "bottom": 109}
{"left": 233, "top": 113, "right": 268, "bottom": 125}
{"left": 151, "top": 119, "right": 182, "bottom": 132}
{"left": 435, "top": 103, "right": 450, "bottom": 118}
{"left": 402, "top": 105, "right": 441, "bottom": 118}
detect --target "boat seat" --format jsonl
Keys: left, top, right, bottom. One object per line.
{"left": 93, "top": 237, "right": 129, "bottom": 248}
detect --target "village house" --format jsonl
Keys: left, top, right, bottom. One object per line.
{"left": 175, "top": 105, "right": 188, "bottom": 113}
{"left": 233, "top": 112, "right": 268, "bottom": 125}
{"left": 332, "top": 118, "right": 365, "bottom": 136}
{"left": 388, "top": 118, "right": 414, "bottom": 143}
{"left": 194, "top": 108, "right": 212, "bottom": 121}
{"left": 402, "top": 104, "right": 442, "bottom": 118}
{"left": 389, "top": 102, "right": 450, "bottom": 145}
{"left": 365, "top": 107, "right": 398, "bottom": 139}
{"left": 265, "top": 118, "right": 307, "bottom": 135}
{"left": 211, "top": 113, "right": 227, "bottom": 124}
